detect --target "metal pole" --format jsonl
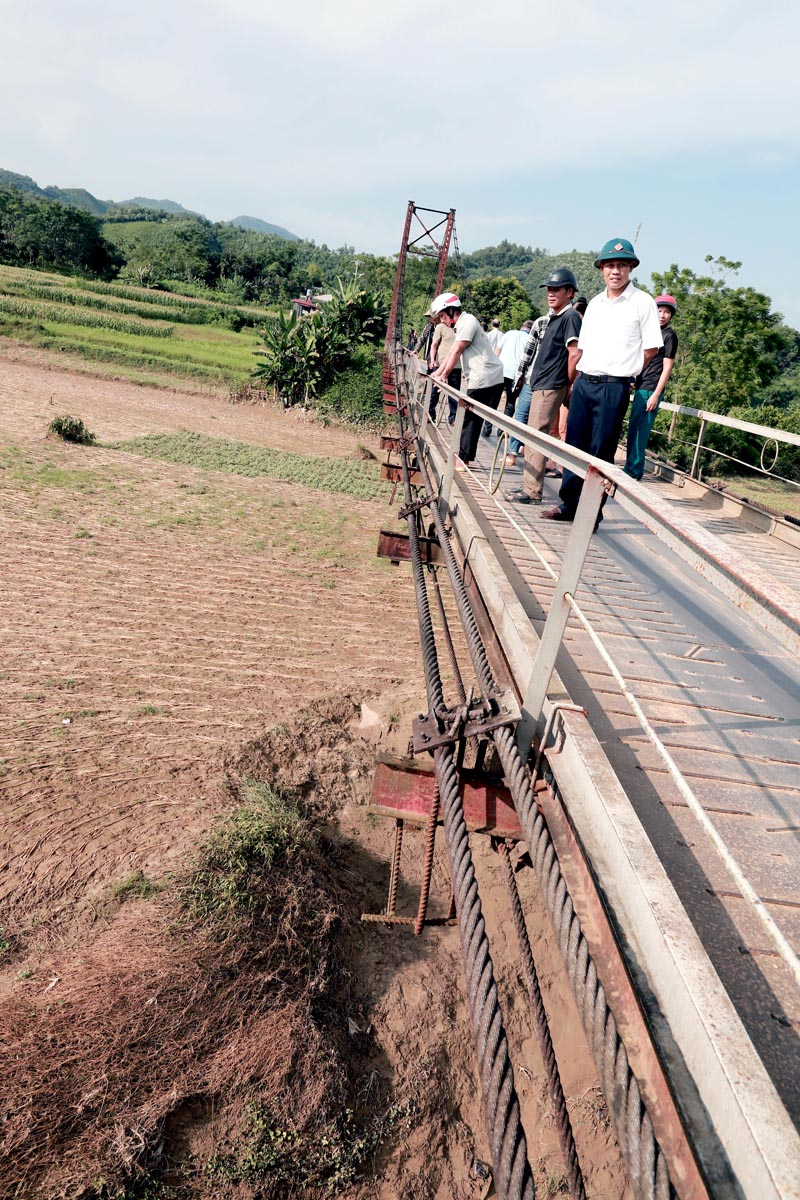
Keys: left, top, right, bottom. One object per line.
{"left": 517, "top": 468, "right": 606, "bottom": 760}
{"left": 667, "top": 408, "right": 678, "bottom": 443}
{"left": 385, "top": 202, "right": 414, "bottom": 353}
{"left": 435, "top": 209, "right": 456, "bottom": 295}
{"left": 689, "top": 419, "right": 707, "bottom": 479}
{"left": 439, "top": 400, "right": 466, "bottom": 516}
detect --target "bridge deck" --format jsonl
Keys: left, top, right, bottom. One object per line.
{"left": 459, "top": 439, "right": 800, "bottom": 1129}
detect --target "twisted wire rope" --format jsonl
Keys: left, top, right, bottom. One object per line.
{"left": 498, "top": 843, "right": 587, "bottom": 1200}
{"left": 395, "top": 389, "right": 535, "bottom": 1200}
{"left": 408, "top": 404, "right": 678, "bottom": 1200}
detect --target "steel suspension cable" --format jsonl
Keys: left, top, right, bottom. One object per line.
{"left": 394, "top": 389, "right": 535, "bottom": 1200}
{"left": 405, "top": 383, "right": 677, "bottom": 1200}
{"left": 497, "top": 842, "right": 587, "bottom": 1200}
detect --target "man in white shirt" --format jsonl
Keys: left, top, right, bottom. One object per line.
{"left": 541, "top": 238, "right": 662, "bottom": 525}
{"left": 483, "top": 319, "right": 533, "bottom": 436}
{"left": 487, "top": 318, "right": 503, "bottom": 351}
{"left": 431, "top": 292, "right": 505, "bottom": 464}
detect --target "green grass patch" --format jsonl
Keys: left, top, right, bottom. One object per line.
{"left": 181, "top": 781, "right": 309, "bottom": 926}
{"left": 0, "top": 451, "right": 113, "bottom": 493}
{"left": 0, "top": 294, "right": 175, "bottom": 338}
{"left": 112, "top": 431, "right": 388, "bottom": 501}
{"left": 0, "top": 263, "right": 273, "bottom": 325}
{"left": 703, "top": 472, "right": 800, "bottom": 520}
{"left": 207, "top": 1097, "right": 416, "bottom": 1195}
{"left": 112, "top": 869, "right": 160, "bottom": 903}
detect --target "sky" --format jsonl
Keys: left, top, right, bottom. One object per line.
{"left": 1, "top": 0, "right": 799, "bottom": 324}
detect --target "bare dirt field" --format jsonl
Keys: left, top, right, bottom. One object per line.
{"left": 0, "top": 346, "right": 630, "bottom": 1199}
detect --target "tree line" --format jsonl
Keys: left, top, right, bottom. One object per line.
{"left": 0, "top": 186, "right": 798, "bottom": 457}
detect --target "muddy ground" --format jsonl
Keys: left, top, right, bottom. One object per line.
{"left": 0, "top": 345, "right": 631, "bottom": 1198}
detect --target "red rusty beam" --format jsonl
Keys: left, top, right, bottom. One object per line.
{"left": 385, "top": 202, "right": 414, "bottom": 351}
{"left": 434, "top": 209, "right": 455, "bottom": 295}
{"left": 381, "top": 463, "right": 421, "bottom": 486}
{"left": 370, "top": 753, "right": 522, "bottom": 839}
{"left": 377, "top": 530, "right": 441, "bottom": 565}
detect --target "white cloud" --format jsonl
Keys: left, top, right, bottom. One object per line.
{"left": 0, "top": 0, "right": 799, "bottom": 320}
{"left": 3, "top": 1, "right": 799, "bottom": 192}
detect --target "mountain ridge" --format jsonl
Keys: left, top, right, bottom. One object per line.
{"left": 0, "top": 168, "right": 299, "bottom": 241}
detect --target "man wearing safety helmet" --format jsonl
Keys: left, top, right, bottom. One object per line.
{"left": 624, "top": 295, "right": 679, "bottom": 480}
{"left": 505, "top": 267, "right": 581, "bottom": 504}
{"left": 541, "top": 238, "right": 662, "bottom": 525}
{"left": 430, "top": 292, "right": 505, "bottom": 464}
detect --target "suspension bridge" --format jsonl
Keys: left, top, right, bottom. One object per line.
{"left": 365, "top": 203, "right": 800, "bottom": 1200}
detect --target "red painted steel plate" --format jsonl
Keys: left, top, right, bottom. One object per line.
{"left": 370, "top": 754, "right": 522, "bottom": 839}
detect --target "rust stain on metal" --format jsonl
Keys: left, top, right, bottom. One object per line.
{"left": 376, "top": 529, "right": 441, "bottom": 565}
{"left": 370, "top": 753, "right": 523, "bottom": 839}
{"left": 381, "top": 462, "right": 421, "bottom": 486}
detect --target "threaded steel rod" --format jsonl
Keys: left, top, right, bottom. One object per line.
{"left": 414, "top": 782, "right": 440, "bottom": 936}
{"left": 387, "top": 819, "right": 404, "bottom": 915}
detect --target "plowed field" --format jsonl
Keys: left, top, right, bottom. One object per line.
{"left": 0, "top": 346, "right": 629, "bottom": 1199}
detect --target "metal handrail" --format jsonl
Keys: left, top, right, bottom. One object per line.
{"left": 400, "top": 350, "right": 800, "bottom": 658}
{"left": 659, "top": 400, "right": 800, "bottom": 447}
{"left": 655, "top": 400, "right": 800, "bottom": 484}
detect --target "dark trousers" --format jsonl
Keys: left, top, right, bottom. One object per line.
{"left": 482, "top": 378, "right": 515, "bottom": 435}
{"left": 559, "top": 375, "right": 631, "bottom": 518}
{"left": 461, "top": 383, "right": 504, "bottom": 462}
{"left": 429, "top": 368, "right": 462, "bottom": 421}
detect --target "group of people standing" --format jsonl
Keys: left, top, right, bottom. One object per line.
{"left": 419, "top": 236, "right": 679, "bottom": 528}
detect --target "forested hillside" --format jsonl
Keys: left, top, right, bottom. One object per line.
{"left": 1, "top": 175, "right": 799, "bottom": 450}
{"left": 0, "top": 168, "right": 297, "bottom": 236}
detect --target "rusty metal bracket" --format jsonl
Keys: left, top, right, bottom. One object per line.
{"left": 411, "top": 689, "right": 519, "bottom": 753}
{"left": 381, "top": 432, "right": 415, "bottom": 454}
{"left": 381, "top": 462, "right": 421, "bottom": 486}
{"left": 369, "top": 752, "right": 523, "bottom": 839}
{"left": 376, "top": 529, "right": 441, "bottom": 565}
{"left": 398, "top": 493, "right": 431, "bottom": 520}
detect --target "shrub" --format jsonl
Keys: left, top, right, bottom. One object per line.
{"left": 317, "top": 351, "right": 383, "bottom": 429}
{"left": 48, "top": 415, "right": 96, "bottom": 444}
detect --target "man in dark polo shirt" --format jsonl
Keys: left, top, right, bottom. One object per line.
{"left": 624, "top": 294, "right": 679, "bottom": 479}
{"left": 504, "top": 268, "right": 581, "bottom": 504}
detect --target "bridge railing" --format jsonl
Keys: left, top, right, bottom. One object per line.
{"left": 654, "top": 399, "right": 800, "bottom": 487}
{"left": 393, "top": 344, "right": 800, "bottom": 995}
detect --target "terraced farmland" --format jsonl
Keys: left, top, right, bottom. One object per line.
{"left": 0, "top": 264, "right": 273, "bottom": 390}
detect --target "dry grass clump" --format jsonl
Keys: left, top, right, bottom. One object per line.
{"left": 0, "top": 697, "right": 386, "bottom": 1199}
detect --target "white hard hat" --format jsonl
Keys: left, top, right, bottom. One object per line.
{"left": 430, "top": 292, "right": 461, "bottom": 315}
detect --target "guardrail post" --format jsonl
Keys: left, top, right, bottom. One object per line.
{"left": 516, "top": 467, "right": 605, "bottom": 760}
{"left": 690, "top": 418, "right": 707, "bottom": 479}
{"left": 667, "top": 408, "right": 678, "bottom": 442}
{"left": 439, "top": 399, "right": 466, "bottom": 516}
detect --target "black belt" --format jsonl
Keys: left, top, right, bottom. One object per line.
{"left": 580, "top": 372, "right": 631, "bottom": 384}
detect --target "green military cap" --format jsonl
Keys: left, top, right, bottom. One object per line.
{"left": 594, "top": 238, "right": 640, "bottom": 268}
